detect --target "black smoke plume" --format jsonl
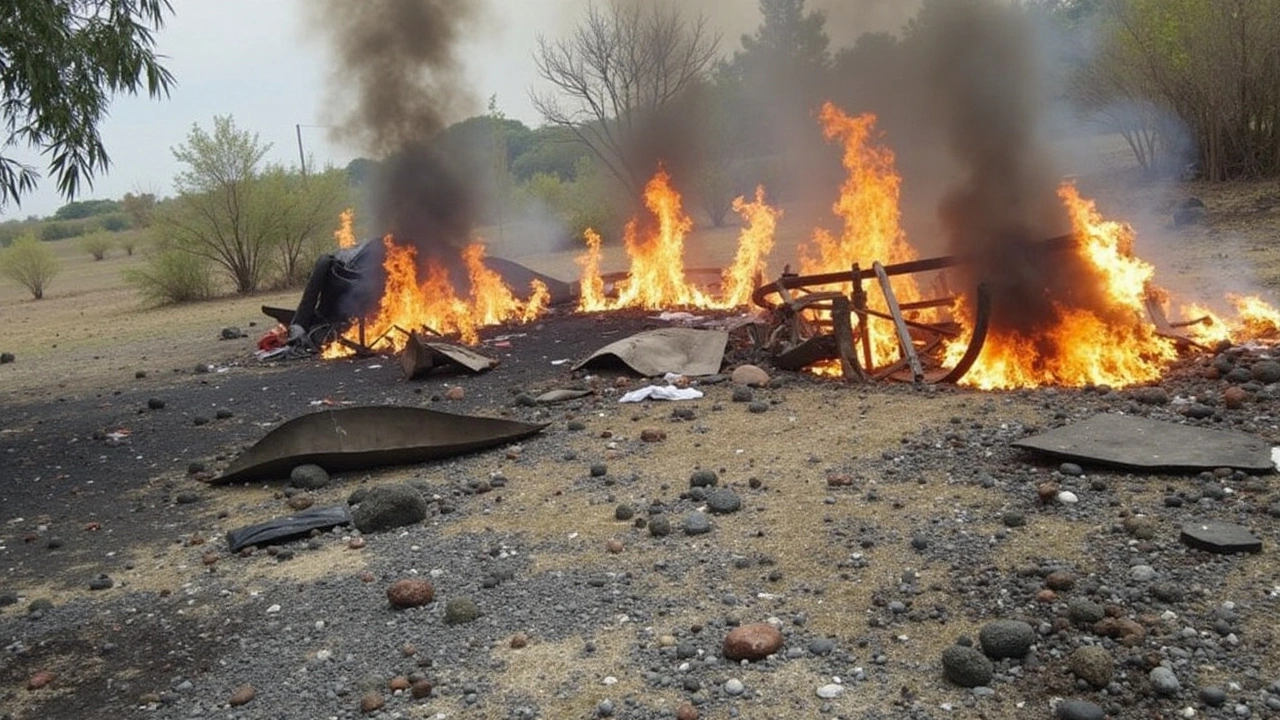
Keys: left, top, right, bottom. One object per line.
{"left": 308, "top": 0, "right": 482, "bottom": 254}
{"left": 914, "top": 0, "right": 1115, "bottom": 336}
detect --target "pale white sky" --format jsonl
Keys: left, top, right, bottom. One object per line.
{"left": 0, "top": 0, "right": 915, "bottom": 221}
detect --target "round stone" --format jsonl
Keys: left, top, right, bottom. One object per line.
{"left": 1150, "top": 666, "right": 1181, "bottom": 696}
{"left": 941, "top": 645, "right": 993, "bottom": 688}
{"left": 978, "top": 619, "right": 1035, "bottom": 659}
{"left": 1200, "top": 686, "right": 1227, "bottom": 707}
{"left": 1068, "top": 646, "right": 1114, "bottom": 689}
{"left": 705, "top": 488, "right": 741, "bottom": 514}
{"left": 444, "top": 597, "right": 482, "bottom": 625}
{"left": 683, "top": 511, "right": 711, "bottom": 535}
{"left": 723, "top": 678, "right": 745, "bottom": 696}
{"left": 386, "top": 579, "right": 434, "bottom": 609}
{"left": 290, "top": 464, "right": 330, "bottom": 490}
{"left": 731, "top": 364, "right": 770, "bottom": 387}
{"left": 723, "top": 623, "right": 783, "bottom": 661}
{"left": 816, "top": 683, "right": 844, "bottom": 699}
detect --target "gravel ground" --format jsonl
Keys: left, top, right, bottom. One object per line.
{"left": 2, "top": 310, "right": 1280, "bottom": 720}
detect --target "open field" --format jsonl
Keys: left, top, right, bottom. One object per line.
{"left": 1, "top": 139, "right": 1279, "bottom": 719}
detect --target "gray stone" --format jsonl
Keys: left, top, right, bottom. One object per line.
{"left": 978, "top": 620, "right": 1035, "bottom": 659}
{"left": 1251, "top": 360, "right": 1280, "bottom": 384}
{"left": 289, "top": 464, "right": 330, "bottom": 490}
{"left": 1067, "top": 597, "right": 1105, "bottom": 626}
{"left": 705, "top": 488, "right": 741, "bottom": 514}
{"left": 941, "top": 645, "right": 993, "bottom": 688}
{"left": 351, "top": 484, "right": 427, "bottom": 534}
{"left": 1150, "top": 666, "right": 1181, "bottom": 696}
{"left": 689, "top": 469, "right": 718, "bottom": 488}
{"left": 648, "top": 515, "right": 671, "bottom": 537}
{"left": 1200, "top": 686, "right": 1227, "bottom": 707}
{"left": 1180, "top": 520, "right": 1262, "bottom": 554}
{"left": 683, "top": 511, "right": 711, "bottom": 536}
{"left": 1055, "top": 699, "right": 1105, "bottom": 720}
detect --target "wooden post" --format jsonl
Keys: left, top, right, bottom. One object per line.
{"left": 832, "top": 295, "right": 864, "bottom": 382}
{"left": 873, "top": 261, "right": 924, "bottom": 383}
{"left": 851, "top": 264, "right": 873, "bottom": 373}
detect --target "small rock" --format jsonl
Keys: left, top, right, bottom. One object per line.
{"left": 605, "top": 538, "right": 624, "bottom": 553}
{"left": 286, "top": 493, "right": 314, "bottom": 511}
{"left": 228, "top": 684, "right": 256, "bottom": 706}
{"left": 689, "top": 469, "right": 718, "bottom": 488}
{"left": 1059, "top": 462, "right": 1084, "bottom": 476}
{"left": 941, "top": 645, "right": 994, "bottom": 688}
{"left": 614, "top": 504, "right": 634, "bottom": 521}
{"left": 705, "top": 488, "right": 741, "bottom": 514}
{"left": 444, "top": 597, "right": 481, "bottom": 625}
{"left": 640, "top": 428, "right": 667, "bottom": 442}
{"left": 88, "top": 574, "right": 113, "bottom": 591}
{"left": 723, "top": 678, "right": 745, "bottom": 696}
{"left": 1180, "top": 520, "right": 1262, "bottom": 554}
{"left": 816, "top": 683, "right": 844, "bottom": 699}
{"left": 676, "top": 703, "right": 699, "bottom": 720}
{"left": 1067, "top": 597, "right": 1105, "bottom": 626}
{"left": 747, "top": 400, "right": 769, "bottom": 414}
{"left": 723, "top": 623, "right": 784, "bottom": 661}
{"left": 444, "top": 386, "right": 465, "bottom": 401}
{"left": 26, "top": 670, "right": 55, "bottom": 690}
{"left": 978, "top": 620, "right": 1035, "bottom": 659}
{"left": 1223, "top": 386, "right": 1248, "bottom": 409}
{"left": 290, "top": 464, "right": 330, "bottom": 490}
{"left": 1251, "top": 360, "right": 1280, "bottom": 384}
{"left": 683, "top": 512, "right": 711, "bottom": 536}
{"left": 220, "top": 326, "right": 242, "bottom": 340}
{"left": 1200, "top": 686, "right": 1227, "bottom": 707}
{"left": 147, "top": 397, "right": 165, "bottom": 410}
{"left": 648, "top": 515, "right": 672, "bottom": 537}
{"left": 1069, "top": 646, "right": 1114, "bottom": 688}
{"left": 1045, "top": 569, "right": 1076, "bottom": 591}
{"left": 1056, "top": 490, "right": 1079, "bottom": 504}
{"left": 731, "top": 365, "right": 770, "bottom": 387}
{"left": 1055, "top": 699, "right": 1105, "bottom": 720}
{"left": 1150, "top": 666, "right": 1181, "bottom": 696}
{"left": 386, "top": 579, "right": 435, "bottom": 609}
{"left": 351, "top": 484, "right": 427, "bottom": 533}
{"left": 410, "top": 679, "right": 433, "bottom": 698}
{"left": 360, "top": 691, "right": 385, "bottom": 713}
{"left": 0, "top": 352, "right": 15, "bottom": 364}
{"left": 510, "top": 632, "right": 529, "bottom": 649}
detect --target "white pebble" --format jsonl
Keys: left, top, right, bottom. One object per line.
{"left": 816, "top": 683, "right": 844, "bottom": 699}
{"left": 1056, "top": 491, "right": 1078, "bottom": 504}
{"left": 315, "top": 649, "right": 332, "bottom": 662}
{"left": 602, "top": 676, "right": 617, "bottom": 685}
{"left": 724, "top": 678, "right": 745, "bottom": 695}
{"left": 266, "top": 604, "right": 281, "bottom": 614}
{"left": 1181, "top": 707, "right": 1197, "bottom": 718}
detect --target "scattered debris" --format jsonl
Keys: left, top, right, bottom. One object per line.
{"left": 1180, "top": 520, "right": 1262, "bottom": 554}
{"left": 619, "top": 385, "right": 704, "bottom": 403}
{"left": 212, "top": 406, "right": 548, "bottom": 484}
{"left": 225, "top": 505, "right": 352, "bottom": 553}
{"left": 1012, "top": 413, "right": 1274, "bottom": 472}
{"left": 400, "top": 333, "right": 497, "bottom": 379}
{"left": 573, "top": 327, "right": 728, "bottom": 377}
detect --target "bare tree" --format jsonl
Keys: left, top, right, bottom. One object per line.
{"left": 531, "top": 1, "right": 721, "bottom": 199}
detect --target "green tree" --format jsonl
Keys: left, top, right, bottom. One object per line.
{"left": 0, "top": 0, "right": 174, "bottom": 208}
{"left": 260, "top": 165, "right": 349, "bottom": 288}
{"left": 123, "top": 236, "right": 215, "bottom": 304}
{"left": 122, "top": 192, "right": 157, "bottom": 228}
{"left": 79, "top": 231, "right": 112, "bottom": 260}
{"left": 0, "top": 233, "right": 60, "bottom": 299}
{"left": 159, "top": 116, "right": 275, "bottom": 293}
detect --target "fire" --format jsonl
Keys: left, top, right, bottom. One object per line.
{"left": 335, "top": 208, "right": 357, "bottom": 249}
{"left": 800, "top": 103, "right": 926, "bottom": 368}
{"left": 948, "top": 184, "right": 1180, "bottom": 389}
{"left": 322, "top": 235, "right": 547, "bottom": 358}
{"left": 575, "top": 170, "right": 779, "bottom": 311}
{"left": 721, "top": 186, "right": 781, "bottom": 308}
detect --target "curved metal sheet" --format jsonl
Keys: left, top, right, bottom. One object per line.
{"left": 212, "top": 406, "right": 547, "bottom": 484}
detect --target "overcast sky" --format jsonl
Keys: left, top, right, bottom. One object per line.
{"left": 0, "top": 0, "right": 917, "bottom": 221}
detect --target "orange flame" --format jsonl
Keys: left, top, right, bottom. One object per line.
{"left": 947, "top": 184, "right": 1180, "bottom": 389}
{"left": 799, "top": 103, "right": 926, "bottom": 368}
{"left": 322, "top": 235, "right": 546, "bottom": 358}
{"left": 575, "top": 169, "right": 779, "bottom": 311}
{"left": 335, "top": 208, "right": 356, "bottom": 249}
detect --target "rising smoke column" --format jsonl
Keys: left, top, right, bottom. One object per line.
{"left": 308, "top": 0, "right": 482, "bottom": 252}
{"left": 915, "top": 0, "right": 1116, "bottom": 336}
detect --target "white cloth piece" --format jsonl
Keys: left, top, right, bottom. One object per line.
{"left": 619, "top": 385, "right": 704, "bottom": 403}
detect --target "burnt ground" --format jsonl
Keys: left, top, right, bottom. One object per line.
{"left": 2, "top": 307, "right": 1280, "bottom": 720}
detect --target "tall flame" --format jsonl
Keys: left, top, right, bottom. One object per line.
{"left": 335, "top": 208, "right": 357, "bottom": 249}
{"left": 575, "top": 171, "right": 779, "bottom": 311}
{"left": 947, "top": 184, "right": 1180, "bottom": 389}
{"left": 322, "top": 234, "right": 546, "bottom": 358}
{"left": 799, "top": 103, "right": 926, "bottom": 367}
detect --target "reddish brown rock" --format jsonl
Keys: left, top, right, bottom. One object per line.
{"left": 510, "top": 631, "right": 529, "bottom": 649}
{"left": 410, "top": 679, "right": 433, "bottom": 698}
{"left": 360, "top": 692, "right": 385, "bottom": 713}
{"left": 1223, "top": 386, "right": 1248, "bottom": 409}
{"left": 605, "top": 538, "right": 625, "bottom": 554}
{"left": 228, "top": 684, "right": 256, "bottom": 706}
{"left": 723, "top": 623, "right": 784, "bottom": 661}
{"left": 1045, "top": 569, "right": 1076, "bottom": 591}
{"left": 676, "top": 703, "right": 700, "bottom": 720}
{"left": 389, "top": 676, "right": 410, "bottom": 692}
{"left": 1094, "top": 617, "right": 1146, "bottom": 645}
{"left": 386, "top": 579, "right": 435, "bottom": 609}
{"left": 201, "top": 552, "right": 219, "bottom": 566}
{"left": 640, "top": 428, "right": 667, "bottom": 443}
{"left": 444, "top": 386, "right": 465, "bottom": 401}
{"left": 348, "top": 536, "right": 367, "bottom": 550}
{"left": 27, "top": 671, "right": 55, "bottom": 690}
{"left": 286, "top": 493, "right": 314, "bottom": 510}
{"left": 731, "top": 364, "right": 770, "bottom": 387}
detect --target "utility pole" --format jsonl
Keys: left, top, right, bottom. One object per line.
{"left": 296, "top": 124, "right": 307, "bottom": 177}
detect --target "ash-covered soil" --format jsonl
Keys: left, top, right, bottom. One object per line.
{"left": 2, "top": 309, "right": 1280, "bottom": 720}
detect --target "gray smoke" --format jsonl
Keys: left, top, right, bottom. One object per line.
{"left": 914, "top": 0, "right": 1107, "bottom": 335}
{"left": 308, "top": 0, "right": 483, "bottom": 252}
